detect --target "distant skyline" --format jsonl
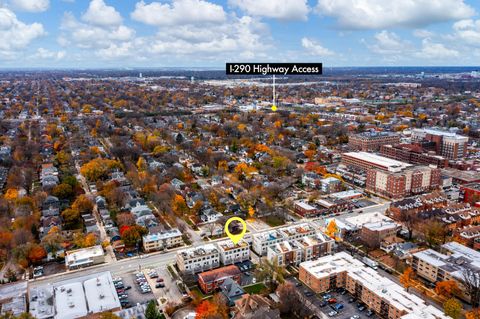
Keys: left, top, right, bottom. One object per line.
{"left": 1, "top": 0, "right": 480, "bottom": 68}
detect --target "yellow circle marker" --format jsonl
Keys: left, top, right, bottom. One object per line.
{"left": 224, "top": 217, "right": 247, "bottom": 244}
{"left": 271, "top": 104, "right": 277, "bottom": 111}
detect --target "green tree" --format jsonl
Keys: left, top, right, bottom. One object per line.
{"left": 444, "top": 298, "right": 462, "bottom": 319}
{"left": 255, "top": 259, "right": 285, "bottom": 292}
{"left": 145, "top": 300, "right": 164, "bottom": 319}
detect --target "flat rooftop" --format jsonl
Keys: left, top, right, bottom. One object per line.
{"left": 301, "top": 252, "right": 449, "bottom": 319}
{"left": 29, "top": 271, "right": 120, "bottom": 319}
{"left": 343, "top": 152, "right": 412, "bottom": 171}
{"left": 178, "top": 244, "right": 219, "bottom": 259}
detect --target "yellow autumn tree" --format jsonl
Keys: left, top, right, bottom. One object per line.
{"left": 325, "top": 219, "right": 339, "bottom": 240}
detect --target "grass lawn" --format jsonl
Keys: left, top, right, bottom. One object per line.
{"left": 190, "top": 286, "right": 213, "bottom": 300}
{"left": 243, "top": 283, "right": 267, "bottom": 294}
{"left": 264, "top": 216, "right": 285, "bottom": 227}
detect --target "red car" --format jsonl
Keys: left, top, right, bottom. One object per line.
{"left": 328, "top": 298, "right": 337, "bottom": 304}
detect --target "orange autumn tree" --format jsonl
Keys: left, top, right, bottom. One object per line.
{"left": 400, "top": 267, "right": 416, "bottom": 292}
{"left": 435, "top": 280, "right": 460, "bottom": 298}
{"left": 325, "top": 219, "right": 340, "bottom": 240}
{"left": 466, "top": 308, "right": 480, "bottom": 319}
{"left": 195, "top": 296, "right": 228, "bottom": 319}
{"left": 172, "top": 194, "right": 188, "bottom": 216}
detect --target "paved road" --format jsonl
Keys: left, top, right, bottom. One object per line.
{"left": 30, "top": 201, "right": 391, "bottom": 288}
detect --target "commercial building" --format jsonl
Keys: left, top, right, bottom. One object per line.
{"left": 29, "top": 272, "right": 121, "bottom": 319}
{"left": 341, "top": 152, "right": 441, "bottom": 199}
{"left": 198, "top": 265, "right": 242, "bottom": 294}
{"left": 461, "top": 183, "right": 480, "bottom": 204}
{"left": 412, "top": 242, "right": 480, "bottom": 303}
{"left": 176, "top": 244, "right": 220, "bottom": 274}
{"left": 267, "top": 233, "right": 333, "bottom": 267}
{"left": 64, "top": 245, "right": 104, "bottom": 270}
{"left": 217, "top": 240, "right": 250, "bottom": 265}
{"left": 412, "top": 128, "right": 468, "bottom": 159}
{"left": 294, "top": 201, "right": 318, "bottom": 217}
{"left": 380, "top": 144, "right": 448, "bottom": 168}
{"left": 320, "top": 177, "right": 343, "bottom": 193}
{"left": 142, "top": 228, "right": 183, "bottom": 252}
{"left": 348, "top": 131, "right": 400, "bottom": 152}
{"left": 360, "top": 221, "right": 400, "bottom": 248}
{"left": 252, "top": 223, "right": 317, "bottom": 256}
{"left": 299, "top": 252, "right": 449, "bottom": 319}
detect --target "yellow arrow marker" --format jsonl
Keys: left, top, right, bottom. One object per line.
{"left": 224, "top": 217, "right": 247, "bottom": 244}
{"left": 271, "top": 104, "right": 277, "bottom": 111}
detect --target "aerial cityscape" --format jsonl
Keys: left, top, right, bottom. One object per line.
{"left": 1, "top": 1, "right": 480, "bottom": 319}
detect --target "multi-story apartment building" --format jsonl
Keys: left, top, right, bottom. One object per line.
{"left": 142, "top": 228, "right": 183, "bottom": 252}
{"left": 411, "top": 128, "right": 468, "bottom": 159}
{"left": 217, "top": 240, "right": 250, "bottom": 265}
{"left": 65, "top": 245, "right": 105, "bottom": 270}
{"left": 348, "top": 131, "right": 400, "bottom": 152}
{"left": 252, "top": 223, "right": 317, "bottom": 256}
{"left": 380, "top": 144, "right": 449, "bottom": 168}
{"left": 412, "top": 242, "right": 480, "bottom": 303}
{"left": 300, "top": 252, "right": 449, "bottom": 319}
{"left": 267, "top": 233, "right": 333, "bottom": 266}
{"left": 176, "top": 244, "right": 220, "bottom": 274}
{"left": 454, "top": 225, "right": 480, "bottom": 248}
{"left": 342, "top": 152, "right": 441, "bottom": 199}
{"left": 198, "top": 265, "right": 242, "bottom": 294}
{"left": 360, "top": 221, "right": 400, "bottom": 248}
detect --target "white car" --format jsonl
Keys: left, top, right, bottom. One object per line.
{"left": 328, "top": 311, "right": 338, "bottom": 317}
{"left": 252, "top": 278, "right": 256, "bottom": 284}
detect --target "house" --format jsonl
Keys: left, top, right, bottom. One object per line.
{"left": 198, "top": 265, "right": 241, "bottom": 294}
{"left": 219, "top": 278, "right": 245, "bottom": 306}
{"left": 233, "top": 294, "right": 280, "bottom": 319}
{"left": 171, "top": 178, "right": 185, "bottom": 190}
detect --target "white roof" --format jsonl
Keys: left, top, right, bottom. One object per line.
{"left": 54, "top": 282, "right": 88, "bottom": 319}
{"left": 295, "top": 201, "right": 317, "bottom": 210}
{"left": 84, "top": 274, "right": 121, "bottom": 314}
{"left": 343, "top": 152, "right": 412, "bottom": 171}
{"left": 65, "top": 245, "right": 103, "bottom": 263}
{"left": 363, "top": 221, "right": 399, "bottom": 231}
{"left": 301, "top": 253, "right": 450, "bottom": 319}
{"left": 330, "top": 190, "right": 362, "bottom": 199}
{"left": 343, "top": 211, "right": 393, "bottom": 229}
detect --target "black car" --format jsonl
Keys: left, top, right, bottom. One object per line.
{"left": 319, "top": 301, "right": 327, "bottom": 307}
{"left": 125, "top": 286, "right": 132, "bottom": 290}
{"left": 366, "top": 309, "right": 374, "bottom": 317}
{"left": 348, "top": 298, "right": 355, "bottom": 303}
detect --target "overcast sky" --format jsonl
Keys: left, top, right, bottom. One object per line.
{"left": 1, "top": 0, "right": 480, "bottom": 68}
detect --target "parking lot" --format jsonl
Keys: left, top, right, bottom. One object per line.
{"left": 290, "top": 278, "right": 377, "bottom": 319}
{"left": 142, "top": 267, "right": 184, "bottom": 309}
{"left": 112, "top": 272, "right": 155, "bottom": 308}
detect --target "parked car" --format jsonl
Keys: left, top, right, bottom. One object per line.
{"left": 323, "top": 294, "right": 332, "bottom": 300}
{"left": 328, "top": 298, "right": 337, "bottom": 304}
{"left": 156, "top": 278, "right": 164, "bottom": 283}
{"left": 328, "top": 311, "right": 338, "bottom": 317}
{"left": 319, "top": 301, "right": 327, "bottom": 307}
{"left": 125, "top": 286, "right": 132, "bottom": 290}
{"left": 366, "top": 309, "right": 374, "bottom": 317}
{"left": 155, "top": 283, "right": 165, "bottom": 288}
{"left": 305, "top": 292, "right": 314, "bottom": 297}
{"left": 350, "top": 316, "right": 360, "bottom": 319}
{"left": 348, "top": 298, "right": 355, "bottom": 303}
{"left": 358, "top": 306, "right": 366, "bottom": 311}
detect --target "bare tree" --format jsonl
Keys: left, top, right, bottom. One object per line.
{"left": 462, "top": 267, "right": 480, "bottom": 308}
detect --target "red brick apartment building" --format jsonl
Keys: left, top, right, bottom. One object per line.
{"left": 342, "top": 152, "right": 440, "bottom": 199}
{"left": 348, "top": 131, "right": 400, "bottom": 152}
{"left": 198, "top": 265, "right": 241, "bottom": 294}
{"left": 380, "top": 144, "right": 449, "bottom": 168}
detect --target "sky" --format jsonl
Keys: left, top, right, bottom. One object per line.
{"left": 1, "top": 0, "right": 480, "bottom": 68}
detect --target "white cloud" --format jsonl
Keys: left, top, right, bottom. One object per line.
{"left": 131, "top": 0, "right": 226, "bottom": 26}
{"left": 82, "top": 0, "right": 122, "bottom": 27}
{"left": 0, "top": 8, "right": 45, "bottom": 56}
{"left": 60, "top": 11, "right": 135, "bottom": 54}
{"left": 301, "top": 37, "right": 334, "bottom": 56}
{"left": 147, "top": 15, "right": 270, "bottom": 58}
{"left": 413, "top": 29, "right": 434, "bottom": 38}
{"left": 451, "top": 19, "right": 480, "bottom": 45}
{"left": 367, "top": 30, "right": 413, "bottom": 55}
{"left": 415, "top": 39, "right": 459, "bottom": 59}
{"left": 315, "top": 0, "right": 474, "bottom": 29}
{"left": 33, "top": 48, "right": 66, "bottom": 60}
{"left": 9, "top": 0, "right": 49, "bottom": 12}
{"left": 229, "top": 0, "right": 309, "bottom": 21}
